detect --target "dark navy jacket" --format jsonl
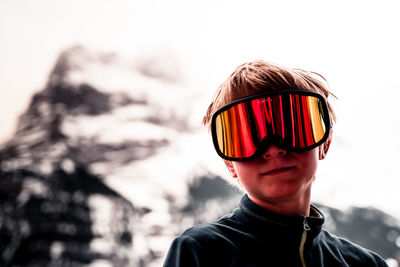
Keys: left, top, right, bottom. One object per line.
{"left": 164, "top": 195, "right": 387, "bottom": 267}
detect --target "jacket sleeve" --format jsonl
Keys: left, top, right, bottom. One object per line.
{"left": 163, "top": 235, "right": 207, "bottom": 267}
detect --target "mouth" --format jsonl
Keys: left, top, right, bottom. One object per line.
{"left": 263, "top": 166, "right": 296, "bottom": 176}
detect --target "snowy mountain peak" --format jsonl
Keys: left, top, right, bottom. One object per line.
{"left": 0, "top": 45, "right": 206, "bottom": 175}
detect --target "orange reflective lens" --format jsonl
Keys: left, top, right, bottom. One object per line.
{"left": 211, "top": 90, "right": 331, "bottom": 161}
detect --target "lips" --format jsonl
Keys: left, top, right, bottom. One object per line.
{"left": 263, "top": 166, "right": 296, "bottom": 176}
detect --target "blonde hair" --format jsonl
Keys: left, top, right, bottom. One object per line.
{"left": 202, "top": 60, "right": 336, "bottom": 129}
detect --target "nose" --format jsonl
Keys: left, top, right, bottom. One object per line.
{"left": 262, "top": 144, "right": 287, "bottom": 159}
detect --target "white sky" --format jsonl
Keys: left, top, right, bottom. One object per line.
{"left": 1, "top": 0, "right": 400, "bottom": 215}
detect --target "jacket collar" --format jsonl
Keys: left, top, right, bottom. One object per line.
{"left": 238, "top": 194, "right": 325, "bottom": 235}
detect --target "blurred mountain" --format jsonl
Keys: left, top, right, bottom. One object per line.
{"left": 0, "top": 46, "right": 399, "bottom": 266}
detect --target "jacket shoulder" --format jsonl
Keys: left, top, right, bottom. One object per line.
{"left": 320, "top": 229, "right": 388, "bottom": 266}
{"left": 180, "top": 215, "right": 236, "bottom": 243}
{"left": 163, "top": 217, "right": 238, "bottom": 267}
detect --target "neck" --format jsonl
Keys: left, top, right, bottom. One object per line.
{"left": 248, "top": 185, "right": 312, "bottom": 217}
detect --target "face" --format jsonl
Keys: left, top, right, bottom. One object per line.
{"left": 215, "top": 87, "right": 333, "bottom": 212}
{"left": 225, "top": 139, "right": 330, "bottom": 207}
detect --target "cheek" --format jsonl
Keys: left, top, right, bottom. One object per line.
{"left": 232, "top": 162, "right": 258, "bottom": 180}
{"left": 300, "top": 150, "right": 319, "bottom": 176}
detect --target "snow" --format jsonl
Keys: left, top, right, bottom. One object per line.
{"left": 63, "top": 51, "right": 204, "bottom": 126}
{"left": 63, "top": 113, "right": 177, "bottom": 144}
{"left": 50, "top": 242, "right": 64, "bottom": 259}
{"left": 17, "top": 178, "right": 50, "bottom": 205}
{"left": 16, "top": 128, "right": 47, "bottom": 145}
{"left": 60, "top": 158, "right": 75, "bottom": 174}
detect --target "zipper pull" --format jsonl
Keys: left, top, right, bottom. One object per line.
{"left": 300, "top": 217, "right": 310, "bottom": 267}
{"left": 303, "top": 217, "right": 311, "bottom": 231}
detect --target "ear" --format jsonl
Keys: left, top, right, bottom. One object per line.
{"left": 224, "top": 160, "right": 238, "bottom": 178}
{"left": 319, "top": 130, "right": 332, "bottom": 160}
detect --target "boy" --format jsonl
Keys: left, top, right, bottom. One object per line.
{"left": 163, "top": 60, "right": 388, "bottom": 266}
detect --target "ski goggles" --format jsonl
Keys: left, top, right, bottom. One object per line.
{"left": 211, "top": 90, "right": 332, "bottom": 161}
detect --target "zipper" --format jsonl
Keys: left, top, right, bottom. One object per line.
{"left": 299, "top": 217, "right": 310, "bottom": 267}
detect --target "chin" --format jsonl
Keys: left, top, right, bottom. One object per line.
{"left": 263, "top": 184, "right": 303, "bottom": 199}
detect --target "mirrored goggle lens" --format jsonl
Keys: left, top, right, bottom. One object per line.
{"left": 212, "top": 92, "right": 329, "bottom": 160}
